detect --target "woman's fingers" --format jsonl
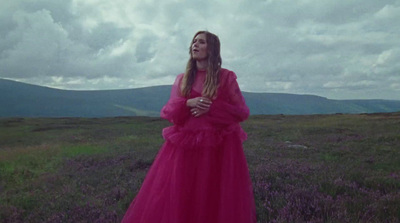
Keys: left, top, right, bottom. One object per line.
{"left": 187, "top": 97, "right": 211, "bottom": 109}
{"left": 197, "top": 103, "right": 210, "bottom": 110}
{"left": 200, "top": 97, "right": 212, "bottom": 104}
{"left": 196, "top": 97, "right": 211, "bottom": 109}
{"left": 189, "top": 97, "right": 212, "bottom": 116}
{"left": 191, "top": 108, "right": 200, "bottom": 117}
{"left": 190, "top": 107, "right": 209, "bottom": 117}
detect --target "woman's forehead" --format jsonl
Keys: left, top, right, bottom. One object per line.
{"left": 194, "top": 33, "right": 207, "bottom": 40}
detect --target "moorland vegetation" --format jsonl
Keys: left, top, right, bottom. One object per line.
{"left": 1, "top": 113, "right": 399, "bottom": 222}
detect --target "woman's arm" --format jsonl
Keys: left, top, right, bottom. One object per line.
{"left": 207, "top": 71, "right": 250, "bottom": 125}
{"left": 160, "top": 74, "right": 191, "bottom": 125}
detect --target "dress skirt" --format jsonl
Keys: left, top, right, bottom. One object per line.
{"left": 121, "top": 126, "right": 256, "bottom": 223}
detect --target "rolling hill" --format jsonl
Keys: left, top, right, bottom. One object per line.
{"left": 1, "top": 78, "right": 400, "bottom": 117}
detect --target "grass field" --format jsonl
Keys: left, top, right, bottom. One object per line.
{"left": 1, "top": 113, "right": 399, "bottom": 222}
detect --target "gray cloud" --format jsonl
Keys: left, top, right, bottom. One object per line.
{"left": 0, "top": 0, "right": 399, "bottom": 99}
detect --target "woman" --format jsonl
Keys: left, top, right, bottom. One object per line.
{"left": 122, "top": 31, "right": 256, "bottom": 223}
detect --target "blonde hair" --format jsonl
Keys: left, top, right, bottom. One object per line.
{"left": 181, "top": 31, "right": 222, "bottom": 99}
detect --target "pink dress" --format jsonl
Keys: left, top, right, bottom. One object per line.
{"left": 122, "top": 68, "right": 256, "bottom": 223}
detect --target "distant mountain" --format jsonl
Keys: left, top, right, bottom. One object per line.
{"left": 243, "top": 92, "right": 400, "bottom": 115}
{"left": 0, "top": 79, "right": 170, "bottom": 117}
{"left": 1, "top": 78, "right": 400, "bottom": 117}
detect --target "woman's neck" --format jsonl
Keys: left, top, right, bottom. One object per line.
{"left": 196, "top": 60, "right": 208, "bottom": 70}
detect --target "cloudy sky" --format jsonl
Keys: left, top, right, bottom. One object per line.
{"left": 1, "top": 0, "right": 399, "bottom": 100}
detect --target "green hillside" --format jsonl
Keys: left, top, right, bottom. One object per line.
{"left": 1, "top": 78, "right": 400, "bottom": 117}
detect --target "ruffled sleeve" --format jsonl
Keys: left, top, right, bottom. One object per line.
{"left": 160, "top": 74, "right": 190, "bottom": 125}
{"left": 207, "top": 70, "right": 250, "bottom": 125}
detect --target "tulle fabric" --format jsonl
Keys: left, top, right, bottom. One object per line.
{"left": 122, "top": 69, "right": 256, "bottom": 223}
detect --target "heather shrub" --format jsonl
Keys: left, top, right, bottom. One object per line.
{"left": 1, "top": 114, "right": 399, "bottom": 222}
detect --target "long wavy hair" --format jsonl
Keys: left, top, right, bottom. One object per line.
{"left": 180, "top": 31, "right": 222, "bottom": 99}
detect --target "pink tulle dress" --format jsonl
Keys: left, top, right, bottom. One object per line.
{"left": 122, "top": 68, "right": 256, "bottom": 223}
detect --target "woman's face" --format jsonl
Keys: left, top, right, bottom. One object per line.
{"left": 191, "top": 33, "right": 208, "bottom": 61}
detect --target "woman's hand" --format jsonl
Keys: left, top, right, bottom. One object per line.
{"left": 186, "top": 97, "right": 212, "bottom": 117}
